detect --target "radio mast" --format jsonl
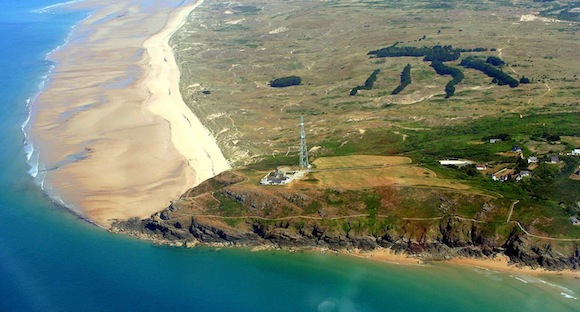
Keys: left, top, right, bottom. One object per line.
{"left": 299, "top": 116, "right": 309, "bottom": 169}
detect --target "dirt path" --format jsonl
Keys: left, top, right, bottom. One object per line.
{"left": 498, "top": 36, "right": 518, "bottom": 75}
{"left": 170, "top": 212, "right": 371, "bottom": 221}
{"left": 506, "top": 200, "right": 519, "bottom": 223}
{"left": 526, "top": 83, "right": 551, "bottom": 105}
{"left": 506, "top": 200, "right": 580, "bottom": 242}
{"left": 167, "top": 212, "right": 485, "bottom": 224}
{"left": 164, "top": 200, "right": 578, "bottom": 242}
{"left": 511, "top": 221, "right": 580, "bottom": 242}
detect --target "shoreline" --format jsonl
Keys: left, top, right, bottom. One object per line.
{"left": 112, "top": 223, "right": 580, "bottom": 278}
{"left": 27, "top": 0, "right": 580, "bottom": 280}
{"left": 349, "top": 248, "right": 580, "bottom": 278}
{"left": 29, "top": 0, "right": 229, "bottom": 227}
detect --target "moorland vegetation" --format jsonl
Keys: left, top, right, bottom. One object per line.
{"left": 160, "top": 0, "right": 580, "bottom": 265}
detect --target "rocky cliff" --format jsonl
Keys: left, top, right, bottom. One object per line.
{"left": 110, "top": 171, "right": 580, "bottom": 271}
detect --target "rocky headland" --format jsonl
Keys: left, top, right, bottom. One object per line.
{"left": 111, "top": 171, "right": 580, "bottom": 272}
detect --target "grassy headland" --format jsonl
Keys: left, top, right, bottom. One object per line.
{"left": 118, "top": 0, "right": 580, "bottom": 269}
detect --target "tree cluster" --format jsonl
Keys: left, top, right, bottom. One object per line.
{"left": 486, "top": 56, "right": 505, "bottom": 67}
{"left": 460, "top": 57, "right": 519, "bottom": 87}
{"left": 457, "top": 47, "right": 488, "bottom": 52}
{"left": 270, "top": 76, "right": 302, "bottom": 88}
{"left": 430, "top": 61, "right": 464, "bottom": 98}
{"left": 391, "top": 64, "right": 412, "bottom": 95}
{"left": 423, "top": 45, "right": 461, "bottom": 62}
{"left": 542, "top": 132, "right": 560, "bottom": 142}
{"left": 363, "top": 69, "right": 381, "bottom": 89}
{"left": 482, "top": 133, "right": 511, "bottom": 141}
{"left": 368, "top": 44, "right": 429, "bottom": 58}
{"left": 350, "top": 69, "right": 381, "bottom": 96}
{"left": 368, "top": 45, "right": 462, "bottom": 62}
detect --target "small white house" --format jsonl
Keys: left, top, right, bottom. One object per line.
{"left": 571, "top": 148, "right": 580, "bottom": 156}
{"left": 527, "top": 156, "right": 538, "bottom": 164}
{"left": 515, "top": 170, "right": 531, "bottom": 182}
{"left": 489, "top": 138, "right": 502, "bottom": 144}
{"left": 439, "top": 159, "right": 474, "bottom": 166}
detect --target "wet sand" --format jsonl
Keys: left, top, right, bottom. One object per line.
{"left": 30, "top": 0, "right": 229, "bottom": 227}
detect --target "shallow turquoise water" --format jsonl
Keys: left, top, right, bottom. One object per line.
{"left": 0, "top": 1, "right": 578, "bottom": 311}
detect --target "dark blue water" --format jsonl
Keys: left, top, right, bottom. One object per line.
{"left": 0, "top": 1, "right": 578, "bottom": 311}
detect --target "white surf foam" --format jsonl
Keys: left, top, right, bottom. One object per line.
{"left": 560, "top": 292, "right": 577, "bottom": 300}
{"left": 510, "top": 275, "right": 529, "bottom": 284}
{"left": 32, "top": 0, "right": 85, "bottom": 14}
{"left": 27, "top": 151, "right": 39, "bottom": 178}
{"left": 23, "top": 143, "right": 34, "bottom": 162}
{"left": 22, "top": 8, "right": 92, "bottom": 184}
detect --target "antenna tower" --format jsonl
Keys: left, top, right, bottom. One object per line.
{"left": 299, "top": 116, "right": 309, "bottom": 169}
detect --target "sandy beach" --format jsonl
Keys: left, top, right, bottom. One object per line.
{"left": 351, "top": 248, "right": 580, "bottom": 278}
{"left": 30, "top": 0, "right": 229, "bottom": 227}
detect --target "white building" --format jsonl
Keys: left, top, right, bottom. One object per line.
{"left": 527, "top": 156, "right": 538, "bottom": 163}
{"left": 439, "top": 159, "right": 474, "bottom": 166}
{"left": 515, "top": 171, "right": 531, "bottom": 182}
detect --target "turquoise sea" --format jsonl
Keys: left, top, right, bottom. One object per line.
{"left": 0, "top": 1, "right": 578, "bottom": 311}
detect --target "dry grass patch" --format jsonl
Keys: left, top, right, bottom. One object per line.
{"left": 561, "top": 136, "right": 580, "bottom": 147}
{"left": 526, "top": 140, "right": 567, "bottom": 155}
{"left": 295, "top": 155, "right": 469, "bottom": 190}
{"left": 313, "top": 155, "right": 411, "bottom": 169}
{"left": 173, "top": 0, "right": 580, "bottom": 165}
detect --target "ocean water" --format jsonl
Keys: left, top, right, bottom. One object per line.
{"left": 0, "top": 1, "right": 578, "bottom": 311}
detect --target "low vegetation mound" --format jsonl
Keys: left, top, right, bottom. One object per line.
{"left": 270, "top": 76, "right": 302, "bottom": 88}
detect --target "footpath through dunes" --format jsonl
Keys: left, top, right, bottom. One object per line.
{"left": 30, "top": 0, "right": 229, "bottom": 227}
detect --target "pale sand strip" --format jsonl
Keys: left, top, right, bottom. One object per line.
{"left": 31, "top": 0, "right": 229, "bottom": 227}
{"left": 350, "top": 248, "right": 580, "bottom": 277}
{"left": 143, "top": 0, "right": 230, "bottom": 186}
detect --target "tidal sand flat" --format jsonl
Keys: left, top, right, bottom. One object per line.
{"left": 29, "top": 0, "right": 229, "bottom": 227}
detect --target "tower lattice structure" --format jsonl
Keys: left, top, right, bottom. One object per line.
{"left": 299, "top": 116, "right": 309, "bottom": 169}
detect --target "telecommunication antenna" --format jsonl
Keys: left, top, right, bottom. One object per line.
{"left": 299, "top": 116, "right": 309, "bottom": 169}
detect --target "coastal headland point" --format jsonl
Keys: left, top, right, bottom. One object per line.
{"left": 34, "top": 0, "right": 580, "bottom": 271}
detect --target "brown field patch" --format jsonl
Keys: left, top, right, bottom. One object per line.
{"left": 527, "top": 140, "right": 566, "bottom": 155}
{"left": 561, "top": 136, "right": 580, "bottom": 148}
{"left": 295, "top": 155, "right": 469, "bottom": 190}
{"left": 496, "top": 151, "right": 522, "bottom": 158}
{"left": 313, "top": 155, "right": 412, "bottom": 169}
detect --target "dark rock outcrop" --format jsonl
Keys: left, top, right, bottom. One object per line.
{"left": 111, "top": 213, "right": 579, "bottom": 271}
